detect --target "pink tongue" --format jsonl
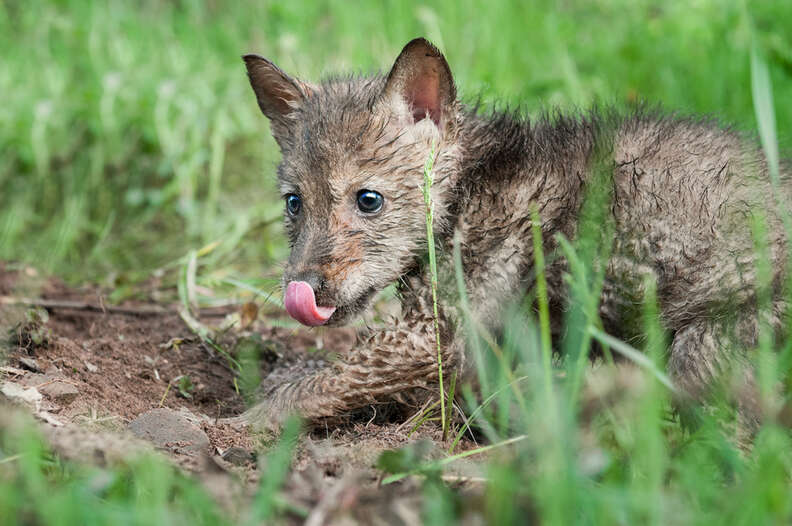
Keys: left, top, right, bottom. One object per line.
{"left": 284, "top": 281, "right": 336, "bottom": 326}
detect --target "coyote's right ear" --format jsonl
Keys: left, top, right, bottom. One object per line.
{"left": 381, "top": 38, "right": 456, "bottom": 130}
{"left": 243, "top": 54, "right": 312, "bottom": 128}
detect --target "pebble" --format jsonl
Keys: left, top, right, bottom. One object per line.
{"left": 18, "top": 357, "right": 42, "bottom": 372}
{"left": 39, "top": 381, "right": 80, "bottom": 406}
{"left": 221, "top": 446, "right": 255, "bottom": 466}
{"left": 128, "top": 408, "right": 210, "bottom": 456}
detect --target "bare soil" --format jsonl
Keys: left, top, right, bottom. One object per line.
{"left": 0, "top": 263, "right": 483, "bottom": 522}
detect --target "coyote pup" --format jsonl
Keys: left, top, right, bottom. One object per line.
{"left": 242, "top": 38, "right": 788, "bottom": 429}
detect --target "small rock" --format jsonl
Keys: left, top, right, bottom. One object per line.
{"left": 1, "top": 381, "right": 42, "bottom": 407}
{"left": 176, "top": 407, "right": 206, "bottom": 425}
{"left": 221, "top": 446, "right": 255, "bottom": 466}
{"left": 39, "top": 381, "right": 80, "bottom": 406}
{"left": 128, "top": 408, "right": 210, "bottom": 456}
{"left": 84, "top": 361, "right": 99, "bottom": 373}
{"left": 44, "top": 366, "right": 62, "bottom": 377}
{"left": 18, "top": 357, "right": 41, "bottom": 373}
{"left": 37, "top": 411, "right": 64, "bottom": 427}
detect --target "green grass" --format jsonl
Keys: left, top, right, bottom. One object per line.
{"left": 2, "top": 0, "right": 792, "bottom": 524}
{"left": 421, "top": 142, "right": 452, "bottom": 439}
{"left": 1, "top": 0, "right": 790, "bottom": 286}
{"left": 0, "top": 412, "right": 303, "bottom": 525}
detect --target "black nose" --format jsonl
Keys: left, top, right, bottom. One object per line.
{"left": 288, "top": 270, "right": 326, "bottom": 294}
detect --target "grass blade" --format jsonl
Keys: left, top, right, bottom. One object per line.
{"left": 382, "top": 434, "right": 529, "bottom": 485}
{"left": 531, "top": 207, "right": 555, "bottom": 408}
{"left": 421, "top": 142, "right": 448, "bottom": 440}
{"left": 750, "top": 41, "right": 780, "bottom": 184}
{"left": 588, "top": 326, "right": 677, "bottom": 393}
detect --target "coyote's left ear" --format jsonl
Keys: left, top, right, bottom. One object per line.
{"left": 243, "top": 54, "right": 317, "bottom": 148}
{"left": 380, "top": 38, "right": 456, "bottom": 129}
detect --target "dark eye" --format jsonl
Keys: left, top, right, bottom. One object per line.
{"left": 285, "top": 194, "right": 301, "bottom": 216}
{"left": 356, "top": 190, "right": 383, "bottom": 214}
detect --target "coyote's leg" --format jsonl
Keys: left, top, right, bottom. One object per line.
{"left": 244, "top": 287, "right": 461, "bottom": 431}
{"left": 666, "top": 314, "right": 763, "bottom": 438}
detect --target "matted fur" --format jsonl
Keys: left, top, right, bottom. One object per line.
{"left": 241, "top": 38, "right": 790, "bottom": 430}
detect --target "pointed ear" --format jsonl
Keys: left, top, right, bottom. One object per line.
{"left": 381, "top": 38, "right": 456, "bottom": 128}
{"left": 243, "top": 54, "right": 312, "bottom": 123}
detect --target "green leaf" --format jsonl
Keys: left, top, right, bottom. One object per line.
{"left": 751, "top": 41, "right": 780, "bottom": 184}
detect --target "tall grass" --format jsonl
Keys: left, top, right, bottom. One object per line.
{"left": 1, "top": 0, "right": 790, "bottom": 287}
{"left": 421, "top": 142, "right": 454, "bottom": 439}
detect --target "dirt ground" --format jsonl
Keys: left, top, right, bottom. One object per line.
{"left": 0, "top": 263, "right": 484, "bottom": 523}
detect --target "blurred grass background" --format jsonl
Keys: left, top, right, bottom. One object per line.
{"left": 3, "top": 0, "right": 792, "bottom": 524}
{"left": 1, "top": 0, "right": 790, "bottom": 292}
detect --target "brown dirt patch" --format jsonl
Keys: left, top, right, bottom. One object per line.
{"left": 0, "top": 262, "right": 483, "bottom": 517}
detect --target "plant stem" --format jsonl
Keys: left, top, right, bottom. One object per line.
{"left": 531, "top": 208, "right": 555, "bottom": 407}
{"left": 422, "top": 143, "right": 447, "bottom": 440}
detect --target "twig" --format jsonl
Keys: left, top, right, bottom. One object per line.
{"left": 0, "top": 454, "right": 24, "bottom": 465}
{"left": 0, "top": 366, "right": 27, "bottom": 376}
{"left": 0, "top": 295, "right": 244, "bottom": 318}
{"left": 159, "top": 381, "right": 172, "bottom": 407}
{"left": 34, "top": 378, "right": 80, "bottom": 389}
{"left": 440, "top": 474, "right": 488, "bottom": 484}
{"left": 0, "top": 296, "right": 167, "bottom": 316}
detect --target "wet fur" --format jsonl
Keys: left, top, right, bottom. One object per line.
{"left": 242, "top": 39, "right": 790, "bottom": 431}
